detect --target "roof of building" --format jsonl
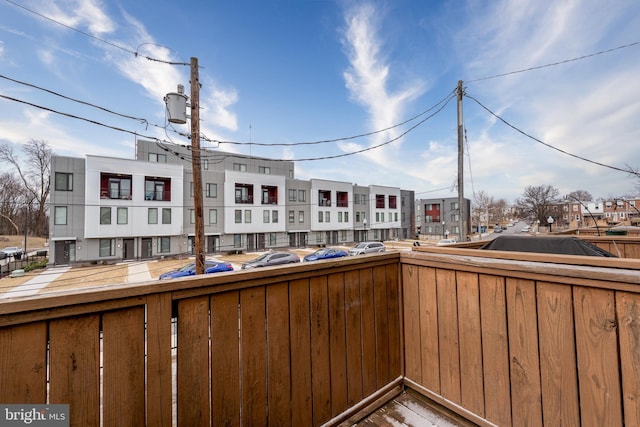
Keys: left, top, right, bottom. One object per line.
{"left": 479, "top": 235, "right": 617, "bottom": 257}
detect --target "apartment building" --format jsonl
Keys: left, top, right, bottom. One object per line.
{"left": 48, "top": 140, "right": 409, "bottom": 264}
{"left": 415, "top": 197, "right": 471, "bottom": 241}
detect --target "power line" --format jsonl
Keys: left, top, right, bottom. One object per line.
{"left": 467, "top": 40, "right": 640, "bottom": 83}
{"left": 465, "top": 93, "right": 640, "bottom": 177}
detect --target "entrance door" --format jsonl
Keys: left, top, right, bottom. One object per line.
{"left": 247, "top": 234, "right": 255, "bottom": 252}
{"left": 207, "top": 235, "right": 219, "bottom": 253}
{"left": 257, "top": 234, "right": 266, "bottom": 250}
{"left": 123, "top": 238, "right": 134, "bottom": 260}
{"left": 141, "top": 238, "right": 152, "bottom": 259}
{"left": 54, "top": 241, "right": 70, "bottom": 265}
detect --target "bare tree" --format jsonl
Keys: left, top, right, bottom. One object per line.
{"left": 567, "top": 190, "right": 593, "bottom": 202}
{"left": 515, "top": 185, "right": 560, "bottom": 224}
{"left": 0, "top": 172, "right": 23, "bottom": 235}
{"left": 0, "top": 139, "right": 52, "bottom": 236}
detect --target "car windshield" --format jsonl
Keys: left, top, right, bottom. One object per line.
{"left": 314, "top": 249, "right": 328, "bottom": 255}
{"left": 252, "top": 253, "right": 271, "bottom": 262}
{"left": 354, "top": 243, "right": 367, "bottom": 249}
{"left": 177, "top": 263, "right": 196, "bottom": 272}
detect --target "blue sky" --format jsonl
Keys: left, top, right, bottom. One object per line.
{"left": 1, "top": 0, "right": 639, "bottom": 203}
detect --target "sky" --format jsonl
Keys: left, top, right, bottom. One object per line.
{"left": 1, "top": 0, "right": 639, "bottom": 204}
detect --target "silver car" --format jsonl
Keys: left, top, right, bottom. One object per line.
{"left": 241, "top": 252, "right": 300, "bottom": 269}
{"left": 348, "top": 241, "right": 385, "bottom": 256}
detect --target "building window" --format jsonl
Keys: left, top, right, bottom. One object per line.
{"left": 190, "top": 209, "right": 195, "bottom": 224}
{"left": 206, "top": 183, "right": 217, "bottom": 198}
{"left": 376, "top": 212, "right": 380, "bottom": 222}
{"left": 209, "top": 209, "right": 217, "bottom": 224}
{"left": 298, "top": 211, "right": 304, "bottom": 223}
{"left": 55, "top": 172, "right": 73, "bottom": 191}
{"left": 162, "top": 208, "right": 171, "bottom": 224}
{"left": 203, "top": 159, "right": 208, "bottom": 170}
{"left": 233, "top": 163, "right": 247, "bottom": 172}
{"left": 259, "top": 166, "right": 270, "bottom": 174}
{"left": 261, "top": 185, "right": 278, "bottom": 204}
{"left": 394, "top": 212, "right": 398, "bottom": 221}
{"left": 117, "top": 207, "right": 128, "bottom": 224}
{"left": 99, "top": 239, "right": 115, "bottom": 257}
{"left": 54, "top": 206, "right": 67, "bottom": 225}
{"left": 288, "top": 189, "right": 297, "bottom": 201}
{"left": 376, "top": 194, "right": 385, "bottom": 209}
{"left": 245, "top": 210, "right": 252, "bottom": 223}
{"left": 338, "top": 212, "right": 343, "bottom": 222}
{"left": 389, "top": 195, "right": 397, "bottom": 209}
{"left": 344, "top": 212, "right": 349, "bottom": 222}
{"left": 272, "top": 210, "right": 278, "bottom": 223}
{"left": 190, "top": 182, "right": 194, "bottom": 197}
{"left": 298, "top": 190, "right": 306, "bottom": 202}
{"left": 269, "top": 233, "right": 276, "bottom": 246}
{"left": 158, "top": 237, "right": 170, "bottom": 253}
{"left": 356, "top": 212, "right": 361, "bottom": 222}
{"left": 289, "top": 210, "right": 295, "bottom": 223}
{"left": 354, "top": 194, "right": 361, "bottom": 205}
{"left": 318, "top": 212, "right": 323, "bottom": 223}
{"left": 100, "top": 173, "right": 132, "bottom": 199}
{"left": 319, "top": 190, "right": 331, "bottom": 206}
{"left": 337, "top": 191, "right": 348, "bottom": 208}
{"left": 289, "top": 170, "right": 294, "bottom": 179}
{"left": 145, "top": 177, "right": 171, "bottom": 201}
{"left": 148, "top": 208, "right": 158, "bottom": 224}
{"left": 100, "top": 207, "right": 111, "bottom": 224}
{"left": 235, "top": 210, "right": 242, "bottom": 223}
{"left": 361, "top": 194, "right": 368, "bottom": 205}
{"left": 235, "top": 183, "right": 254, "bottom": 204}
{"left": 234, "top": 235, "right": 242, "bottom": 248}
{"left": 325, "top": 212, "right": 330, "bottom": 223}
{"left": 263, "top": 210, "right": 270, "bottom": 223}
{"left": 341, "top": 230, "right": 347, "bottom": 241}
{"left": 148, "top": 153, "right": 167, "bottom": 163}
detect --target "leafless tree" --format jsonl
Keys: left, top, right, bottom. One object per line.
{"left": 567, "top": 190, "right": 593, "bottom": 202}
{"left": 515, "top": 184, "right": 560, "bottom": 224}
{"left": 0, "top": 172, "right": 23, "bottom": 235}
{"left": 0, "top": 139, "right": 52, "bottom": 236}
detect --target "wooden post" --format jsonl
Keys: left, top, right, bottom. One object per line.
{"left": 190, "top": 57, "right": 205, "bottom": 274}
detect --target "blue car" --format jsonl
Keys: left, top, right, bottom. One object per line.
{"left": 159, "top": 260, "right": 233, "bottom": 279}
{"left": 303, "top": 247, "right": 348, "bottom": 262}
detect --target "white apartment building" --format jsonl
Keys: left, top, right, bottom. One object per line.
{"left": 48, "top": 140, "right": 409, "bottom": 265}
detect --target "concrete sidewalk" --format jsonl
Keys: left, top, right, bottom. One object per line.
{"left": 0, "top": 266, "right": 71, "bottom": 299}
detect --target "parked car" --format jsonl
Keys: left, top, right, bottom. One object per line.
{"left": 436, "top": 239, "right": 457, "bottom": 246}
{"left": 348, "top": 241, "right": 385, "bottom": 256}
{"left": 241, "top": 252, "right": 300, "bottom": 269}
{"left": 159, "top": 260, "right": 233, "bottom": 279}
{"left": 303, "top": 247, "right": 348, "bottom": 262}
{"left": 521, "top": 225, "right": 530, "bottom": 232}
{"left": 1, "top": 246, "right": 24, "bottom": 258}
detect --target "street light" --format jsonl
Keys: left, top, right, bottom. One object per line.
{"left": 547, "top": 216, "right": 554, "bottom": 233}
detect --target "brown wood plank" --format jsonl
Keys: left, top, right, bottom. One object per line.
{"left": 359, "top": 268, "right": 377, "bottom": 397}
{"left": 49, "top": 315, "right": 100, "bottom": 426}
{"left": 418, "top": 266, "right": 440, "bottom": 393}
{"left": 0, "top": 322, "right": 47, "bottom": 403}
{"left": 617, "top": 291, "right": 640, "bottom": 427}
{"left": 437, "top": 268, "right": 461, "bottom": 404}
{"left": 345, "top": 270, "right": 364, "bottom": 407}
{"left": 240, "top": 286, "right": 268, "bottom": 425}
{"left": 456, "top": 271, "right": 484, "bottom": 417}
{"left": 574, "top": 286, "right": 623, "bottom": 426}
{"left": 374, "top": 265, "right": 390, "bottom": 386}
{"left": 402, "top": 263, "right": 421, "bottom": 383}
{"left": 310, "top": 275, "right": 331, "bottom": 425}
{"left": 145, "top": 293, "right": 173, "bottom": 427}
{"left": 103, "top": 306, "right": 146, "bottom": 426}
{"left": 506, "top": 277, "right": 542, "bottom": 427}
{"left": 289, "top": 278, "right": 313, "bottom": 426}
{"left": 266, "top": 282, "right": 292, "bottom": 426}
{"left": 479, "top": 274, "right": 511, "bottom": 427}
{"left": 211, "top": 291, "right": 241, "bottom": 427}
{"left": 537, "top": 282, "right": 580, "bottom": 427}
{"left": 328, "top": 272, "right": 348, "bottom": 416}
{"left": 385, "top": 262, "right": 402, "bottom": 380}
{"left": 177, "top": 296, "right": 211, "bottom": 425}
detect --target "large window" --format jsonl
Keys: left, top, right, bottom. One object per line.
{"left": 272, "top": 210, "right": 278, "bottom": 223}
{"left": 376, "top": 194, "right": 385, "bottom": 209}
{"left": 261, "top": 185, "right": 278, "bottom": 204}
{"left": 298, "top": 211, "right": 304, "bottom": 223}
{"left": 233, "top": 163, "right": 247, "bottom": 171}
{"left": 235, "top": 183, "right": 253, "bottom": 204}
{"left": 100, "top": 173, "right": 132, "bottom": 199}
{"left": 209, "top": 209, "right": 217, "bottom": 224}
{"left": 99, "top": 239, "right": 115, "bottom": 257}
{"left": 234, "top": 235, "right": 242, "bottom": 248}
{"left": 206, "top": 183, "right": 217, "bottom": 198}
{"left": 337, "top": 191, "right": 348, "bottom": 208}
{"left": 244, "top": 210, "right": 251, "bottom": 223}
{"left": 389, "top": 195, "right": 397, "bottom": 209}
{"left": 288, "top": 189, "right": 297, "bottom": 201}
{"left": 54, "top": 206, "right": 67, "bottom": 225}
{"left": 162, "top": 208, "right": 171, "bottom": 224}
{"left": 319, "top": 190, "right": 331, "bottom": 206}
{"left": 145, "top": 177, "right": 171, "bottom": 201}
{"left": 158, "top": 237, "right": 170, "bottom": 253}
{"left": 148, "top": 153, "right": 167, "bottom": 163}
{"left": 263, "top": 210, "right": 270, "bottom": 223}
{"left": 117, "top": 207, "right": 128, "bottom": 224}
{"left": 298, "top": 190, "right": 306, "bottom": 202}
{"left": 100, "top": 207, "right": 111, "bottom": 224}
{"left": 55, "top": 172, "right": 73, "bottom": 191}
{"left": 148, "top": 208, "right": 158, "bottom": 224}
{"left": 289, "top": 210, "right": 295, "bottom": 223}
{"left": 235, "top": 210, "right": 242, "bottom": 223}
{"left": 259, "top": 166, "right": 270, "bottom": 174}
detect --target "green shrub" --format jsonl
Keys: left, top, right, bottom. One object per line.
{"left": 24, "top": 259, "right": 48, "bottom": 272}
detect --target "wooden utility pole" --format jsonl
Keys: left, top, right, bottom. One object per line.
{"left": 190, "top": 57, "right": 205, "bottom": 274}
{"left": 457, "top": 80, "right": 466, "bottom": 241}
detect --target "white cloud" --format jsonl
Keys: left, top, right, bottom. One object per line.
{"left": 40, "top": 0, "right": 115, "bottom": 35}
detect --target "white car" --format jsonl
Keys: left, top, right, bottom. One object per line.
{"left": 521, "top": 225, "right": 530, "bottom": 232}
{"left": 1, "top": 246, "right": 24, "bottom": 258}
{"left": 348, "top": 241, "right": 385, "bottom": 256}
{"left": 437, "top": 239, "right": 457, "bottom": 246}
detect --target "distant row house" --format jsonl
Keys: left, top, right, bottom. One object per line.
{"left": 48, "top": 140, "right": 415, "bottom": 265}
{"left": 550, "top": 198, "right": 640, "bottom": 229}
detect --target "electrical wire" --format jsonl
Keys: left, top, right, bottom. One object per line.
{"left": 465, "top": 93, "right": 640, "bottom": 177}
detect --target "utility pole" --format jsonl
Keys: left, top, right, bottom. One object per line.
{"left": 190, "top": 57, "right": 205, "bottom": 274}
{"left": 457, "top": 80, "right": 466, "bottom": 241}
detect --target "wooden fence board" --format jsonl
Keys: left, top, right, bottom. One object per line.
{"left": 418, "top": 267, "right": 439, "bottom": 393}
{"left": 266, "top": 282, "right": 292, "bottom": 426}
{"left": 345, "top": 270, "right": 364, "bottom": 407}
{"left": 177, "top": 296, "right": 210, "bottom": 425}
{"left": 0, "top": 322, "right": 47, "bottom": 404}
{"left": 310, "top": 275, "right": 331, "bottom": 425}
{"left": 385, "top": 263, "right": 402, "bottom": 380}
{"left": 359, "top": 268, "right": 377, "bottom": 397}
{"left": 211, "top": 291, "right": 241, "bottom": 427}
{"left": 328, "top": 272, "right": 348, "bottom": 416}
{"left": 457, "top": 271, "right": 484, "bottom": 417}
{"left": 402, "top": 263, "right": 421, "bottom": 383}
{"left": 103, "top": 306, "right": 145, "bottom": 426}
{"left": 374, "top": 265, "right": 390, "bottom": 386}
{"left": 537, "top": 282, "right": 580, "bottom": 427}
{"left": 506, "top": 278, "right": 542, "bottom": 427}
{"left": 574, "top": 287, "right": 623, "bottom": 427}
{"left": 289, "top": 279, "right": 313, "bottom": 427}
{"left": 479, "top": 274, "right": 511, "bottom": 427}
{"left": 145, "top": 293, "right": 173, "bottom": 426}
{"left": 617, "top": 291, "right": 640, "bottom": 427}
{"left": 49, "top": 315, "right": 99, "bottom": 426}
{"left": 240, "top": 286, "right": 268, "bottom": 425}
{"left": 437, "top": 269, "right": 461, "bottom": 404}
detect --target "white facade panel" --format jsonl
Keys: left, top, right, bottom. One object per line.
{"left": 368, "top": 185, "right": 401, "bottom": 229}
{"left": 84, "top": 156, "right": 184, "bottom": 238}
{"left": 223, "top": 170, "right": 286, "bottom": 233}
{"left": 310, "top": 179, "right": 354, "bottom": 231}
